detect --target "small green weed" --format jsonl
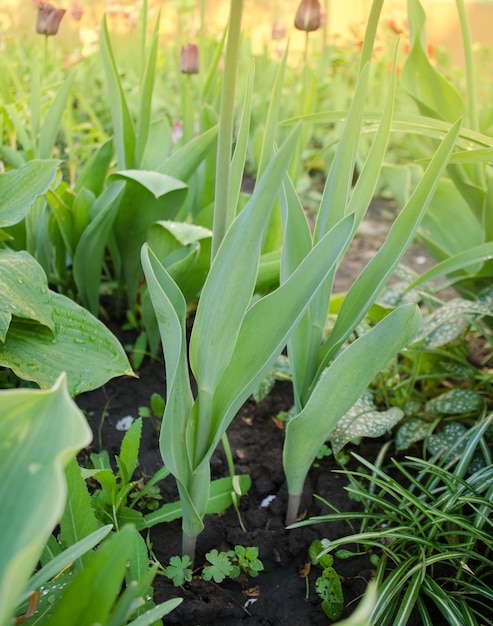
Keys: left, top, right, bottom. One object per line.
{"left": 309, "top": 540, "right": 344, "bottom": 620}
{"left": 138, "top": 391, "right": 166, "bottom": 431}
{"left": 164, "top": 546, "right": 264, "bottom": 586}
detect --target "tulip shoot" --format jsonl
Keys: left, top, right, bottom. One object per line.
{"left": 281, "top": 0, "right": 461, "bottom": 524}
{"left": 142, "top": 123, "right": 360, "bottom": 560}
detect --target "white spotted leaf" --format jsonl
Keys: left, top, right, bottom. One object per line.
{"left": 415, "top": 298, "right": 491, "bottom": 348}
{"left": 425, "top": 388, "right": 483, "bottom": 416}
{"left": 330, "top": 392, "right": 404, "bottom": 455}
{"left": 396, "top": 417, "right": 433, "bottom": 451}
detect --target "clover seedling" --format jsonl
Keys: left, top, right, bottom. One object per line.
{"left": 164, "top": 555, "right": 193, "bottom": 586}
{"left": 164, "top": 546, "right": 264, "bottom": 586}
{"left": 202, "top": 549, "right": 236, "bottom": 583}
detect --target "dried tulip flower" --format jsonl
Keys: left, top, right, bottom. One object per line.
{"left": 36, "top": 3, "right": 66, "bottom": 36}
{"left": 294, "top": 0, "right": 321, "bottom": 32}
{"left": 180, "top": 43, "right": 199, "bottom": 75}
{"left": 70, "top": 3, "right": 84, "bottom": 21}
{"left": 271, "top": 22, "right": 287, "bottom": 40}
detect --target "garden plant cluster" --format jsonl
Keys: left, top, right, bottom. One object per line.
{"left": 1, "top": 0, "right": 493, "bottom": 624}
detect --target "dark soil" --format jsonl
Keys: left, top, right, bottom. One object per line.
{"left": 75, "top": 199, "right": 446, "bottom": 625}
{"left": 77, "top": 366, "right": 375, "bottom": 625}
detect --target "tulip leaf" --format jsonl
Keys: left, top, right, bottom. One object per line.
{"left": 400, "top": 0, "right": 464, "bottom": 123}
{"left": 39, "top": 73, "right": 75, "bottom": 159}
{"left": 0, "top": 160, "right": 59, "bottom": 228}
{"left": 100, "top": 15, "right": 136, "bottom": 169}
{"left": 73, "top": 181, "right": 126, "bottom": 314}
{"left": 318, "top": 119, "right": 461, "bottom": 373}
{"left": 157, "top": 125, "right": 218, "bottom": 180}
{"left": 284, "top": 304, "right": 422, "bottom": 501}
{"left": 209, "top": 214, "right": 355, "bottom": 455}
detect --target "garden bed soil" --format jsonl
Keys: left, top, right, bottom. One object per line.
{"left": 78, "top": 370, "right": 374, "bottom": 625}
{"left": 75, "top": 199, "right": 448, "bottom": 624}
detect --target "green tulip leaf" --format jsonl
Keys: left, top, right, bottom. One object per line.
{"left": 0, "top": 159, "right": 59, "bottom": 228}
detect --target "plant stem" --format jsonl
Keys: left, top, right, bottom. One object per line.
{"left": 222, "top": 432, "right": 247, "bottom": 532}
{"left": 182, "top": 532, "right": 197, "bottom": 565}
{"left": 455, "top": 0, "right": 484, "bottom": 187}
{"left": 43, "top": 35, "right": 48, "bottom": 79}
{"left": 211, "top": 0, "right": 244, "bottom": 260}
{"left": 285, "top": 493, "right": 302, "bottom": 526}
{"left": 182, "top": 75, "right": 194, "bottom": 144}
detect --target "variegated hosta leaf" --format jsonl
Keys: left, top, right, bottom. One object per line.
{"left": 425, "top": 388, "right": 484, "bottom": 416}
{"left": 396, "top": 417, "right": 434, "bottom": 451}
{"left": 427, "top": 422, "right": 485, "bottom": 473}
{"left": 0, "top": 249, "right": 54, "bottom": 341}
{"left": 330, "top": 392, "right": 404, "bottom": 455}
{"left": 415, "top": 298, "right": 491, "bottom": 348}
{"left": 0, "top": 291, "right": 134, "bottom": 395}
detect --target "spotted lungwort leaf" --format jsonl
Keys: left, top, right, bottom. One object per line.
{"left": 330, "top": 392, "right": 403, "bottom": 455}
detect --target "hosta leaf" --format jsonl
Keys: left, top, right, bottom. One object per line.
{"left": 0, "top": 291, "right": 134, "bottom": 395}
{"left": 0, "top": 249, "right": 54, "bottom": 341}
{"left": 395, "top": 417, "right": 434, "bottom": 451}
{"left": 0, "top": 374, "right": 92, "bottom": 626}
{"left": 0, "top": 160, "right": 59, "bottom": 228}
{"left": 330, "top": 392, "right": 404, "bottom": 455}
{"left": 425, "top": 389, "right": 484, "bottom": 416}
